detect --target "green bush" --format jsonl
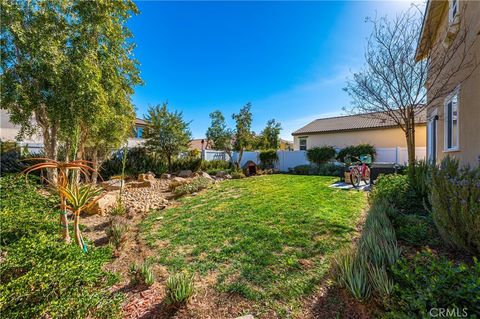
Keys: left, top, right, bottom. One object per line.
{"left": 387, "top": 250, "right": 480, "bottom": 318}
{"left": 231, "top": 171, "right": 246, "bottom": 179}
{"left": 337, "top": 144, "right": 376, "bottom": 163}
{"left": 165, "top": 272, "right": 195, "bottom": 307}
{"left": 101, "top": 147, "right": 167, "bottom": 179}
{"left": 200, "top": 159, "right": 231, "bottom": 171}
{"left": 106, "top": 217, "right": 128, "bottom": 250}
{"left": 129, "top": 261, "right": 154, "bottom": 287}
{"left": 259, "top": 149, "right": 278, "bottom": 168}
{"left": 0, "top": 150, "right": 30, "bottom": 175}
{"left": 293, "top": 165, "right": 314, "bottom": 175}
{"left": 389, "top": 214, "right": 440, "bottom": 246}
{"left": 306, "top": 146, "right": 336, "bottom": 165}
{"left": 407, "top": 160, "right": 432, "bottom": 210}
{"left": 0, "top": 234, "right": 121, "bottom": 318}
{"left": 430, "top": 157, "right": 480, "bottom": 254}
{"left": 171, "top": 157, "right": 202, "bottom": 173}
{"left": 206, "top": 168, "right": 232, "bottom": 176}
{"left": 317, "top": 162, "right": 344, "bottom": 177}
{"left": 173, "top": 177, "right": 212, "bottom": 197}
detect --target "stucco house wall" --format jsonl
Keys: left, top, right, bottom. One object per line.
{"left": 421, "top": 0, "right": 480, "bottom": 166}
{"left": 293, "top": 126, "right": 426, "bottom": 151}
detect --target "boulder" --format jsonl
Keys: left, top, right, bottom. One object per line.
{"left": 100, "top": 179, "right": 125, "bottom": 191}
{"left": 128, "top": 180, "right": 153, "bottom": 188}
{"left": 169, "top": 177, "right": 188, "bottom": 190}
{"left": 160, "top": 173, "right": 172, "bottom": 179}
{"left": 85, "top": 192, "right": 118, "bottom": 215}
{"left": 224, "top": 174, "right": 232, "bottom": 179}
{"left": 178, "top": 170, "right": 193, "bottom": 178}
{"left": 138, "top": 173, "right": 155, "bottom": 182}
{"left": 198, "top": 171, "right": 214, "bottom": 180}
{"left": 216, "top": 170, "right": 228, "bottom": 178}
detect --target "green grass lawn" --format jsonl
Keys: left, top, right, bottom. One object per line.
{"left": 141, "top": 175, "right": 367, "bottom": 316}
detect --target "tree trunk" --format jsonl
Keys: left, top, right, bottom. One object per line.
{"left": 91, "top": 148, "right": 99, "bottom": 184}
{"left": 167, "top": 155, "right": 172, "bottom": 172}
{"left": 406, "top": 109, "right": 416, "bottom": 167}
{"left": 60, "top": 197, "right": 71, "bottom": 243}
{"left": 73, "top": 211, "right": 85, "bottom": 251}
{"left": 42, "top": 124, "right": 59, "bottom": 183}
{"left": 236, "top": 149, "right": 244, "bottom": 170}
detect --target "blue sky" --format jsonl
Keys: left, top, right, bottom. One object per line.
{"left": 129, "top": 1, "right": 414, "bottom": 140}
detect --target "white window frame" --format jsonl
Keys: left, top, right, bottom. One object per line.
{"left": 449, "top": 0, "right": 459, "bottom": 23}
{"left": 299, "top": 137, "right": 307, "bottom": 151}
{"left": 443, "top": 87, "right": 460, "bottom": 152}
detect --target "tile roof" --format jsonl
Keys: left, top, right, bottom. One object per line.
{"left": 135, "top": 118, "right": 147, "bottom": 126}
{"left": 292, "top": 110, "right": 426, "bottom": 136}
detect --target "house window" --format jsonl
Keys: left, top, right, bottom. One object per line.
{"left": 136, "top": 126, "right": 144, "bottom": 139}
{"left": 299, "top": 137, "right": 307, "bottom": 151}
{"left": 450, "top": 0, "right": 458, "bottom": 22}
{"left": 444, "top": 90, "right": 459, "bottom": 151}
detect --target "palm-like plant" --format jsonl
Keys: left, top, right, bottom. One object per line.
{"left": 23, "top": 158, "right": 98, "bottom": 243}
{"left": 60, "top": 183, "right": 103, "bottom": 251}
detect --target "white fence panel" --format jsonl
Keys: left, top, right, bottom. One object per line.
{"left": 276, "top": 150, "right": 308, "bottom": 172}
{"left": 231, "top": 151, "right": 260, "bottom": 167}
{"left": 203, "top": 150, "right": 227, "bottom": 161}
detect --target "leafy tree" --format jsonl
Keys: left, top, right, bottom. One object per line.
{"left": 232, "top": 103, "right": 254, "bottom": 169}
{"left": 1, "top": 0, "right": 141, "bottom": 181}
{"left": 306, "top": 146, "right": 336, "bottom": 166}
{"left": 143, "top": 103, "right": 192, "bottom": 171}
{"left": 344, "top": 6, "right": 477, "bottom": 167}
{"left": 259, "top": 119, "right": 282, "bottom": 150}
{"left": 206, "top": 110, "right": 234, "bottom": 160}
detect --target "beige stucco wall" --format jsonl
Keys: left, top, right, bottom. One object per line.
{"left": 426, "top": 0, "right": 480, "bottom": 166}
{"left": 292, "top": 125, "right": 426, "bottom": 150}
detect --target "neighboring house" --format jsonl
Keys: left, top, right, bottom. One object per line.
{"left": 0, "top": 109, "right": 146, "bottom": 151}
{"left": 291, "top": 111, "right": 426, "bottom": 151}
{"left": 416, "top": 0, "right": 480, "bottom": 166}
{"left": 188, "top": 138, "right": 213, "bottom": 151}
{"left": 279, "top": 139, "right": 294, "bottom": 151}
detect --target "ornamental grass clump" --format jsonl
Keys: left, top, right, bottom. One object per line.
{"left": 430, "top": 156, "right": 480, "bottom": 255}
{"left": 165, "top": 272, "right": 195, "bottom": 307}
{"left": 130, "top": 261, "right": 155, "bottom": 286}
{"left": 334, "top": 248, "right": 371, "bottom": 301}
{"left": 106, "top": 217, "right": 128, "bottom": 250}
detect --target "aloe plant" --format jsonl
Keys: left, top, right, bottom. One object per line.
{"left": 23, "top": 158, "right": 97, "bottom": 243}
{"left": 60, "top": 183, "right": 103, "bottom": 251}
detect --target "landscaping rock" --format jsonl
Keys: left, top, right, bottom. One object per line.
{"left": 101, "top": 179, "right": 125, "bottom": 191}
{"left": 138, "top": 173, "right": 155, "bottom": 182}
{"left": 128, "top": 180, "right": 153, "bottom": 188}
{"left": 85, "top": 191, "right": 118, "bottom": 215}
{"left": 198, "top": 171, "right": 214, "bottom": 180}
{"left": 224, "top": 174, "right": 232, "bottom": 179}
{"left": 169, "top": 177, "right": 188, "bottom": 190}
{"left": 160, "top": 173, "right": 172, "bottom": 179}
{"left": 178, "top": 170, "right": 193, "bottom": 178}
{"left": 216, "top": 170, "right": 228, "bottom": 178}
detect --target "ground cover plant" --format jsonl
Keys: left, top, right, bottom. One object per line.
{"left": 141, "top": 174, "right": 366, "bottom": 316}
{"left": 0, "top": 175, "right": 121, "bottom": 318}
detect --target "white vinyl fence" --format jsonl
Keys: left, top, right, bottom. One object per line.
{"left": 203, "top": 147, "right": 426, "bottom": 172}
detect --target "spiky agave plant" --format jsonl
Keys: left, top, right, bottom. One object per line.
{"left": 23, "top": 159, "right": 98, "bottom": 243}
{"left": 60, "top": 183, "right": 103, "bottom": 252}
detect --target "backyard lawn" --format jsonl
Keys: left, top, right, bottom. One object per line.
{"left": 141, "top": 174, "right": 367, "bottom": 316}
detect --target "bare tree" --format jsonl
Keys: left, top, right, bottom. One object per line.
{"left": 344, "top": 5, "right": 477, "bottom": 166}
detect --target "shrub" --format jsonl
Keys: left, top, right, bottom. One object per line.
{"left": 407, "top": 160, "right": 432, "bottom": 210}
{"left": 368, "top": 264, "right": 394, "bottom": 299}
{"left": 259, "top": 149, "right": 278, "bottom": 168}
{"left": 317, "top": 162, "right": 344, "bottom": 177}
{"left": 110, "top": 200, "right": 127, "bottom": 216}
{"left": 387, "top": 250, "right": 480, "bottom": 318}
{"left": 293, "top": 165, "right": 315, "bottom": 175}
{"left": 306, "top": 146, "right": 336, "bottom": 165}
{"left": 337, "top": 144, "right": 376, "bottom": 163}
{"left": 173, "top": 177, "right": 211, "bottom": 197}
{"left": 206, "top": 168, "right": 232, "bottom": 176}
{"left": 430, "top": 157, "right": 480, "bottom": 254}
{"left": 231, "top": 171, "right": 246, "bottom": 179}
{"left": 101, "top": 147, "right": 167, "bottom": 179}
{"left": 106, "top": 217, "right": 128, "bottom": 250}
{"left": 0, "top": 150, "right": 30, "bottom": 175}
{"left": 129, "top": 261, "right": 154, "bottom": 286}
{"left": 389, "top": 214, "right": 440, "bottom": 246}
{"left": 200, "top": 159, "right": 231, "bottom": 171}
{"left": 171, "top": 157, "right": 202, "bottom": 173}
{"left": 165, "top": 272, "right": 195, "bottom": 307}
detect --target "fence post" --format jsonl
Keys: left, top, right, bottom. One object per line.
{"left": 395, "top": 147, "right": 399, "bottom": 164}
